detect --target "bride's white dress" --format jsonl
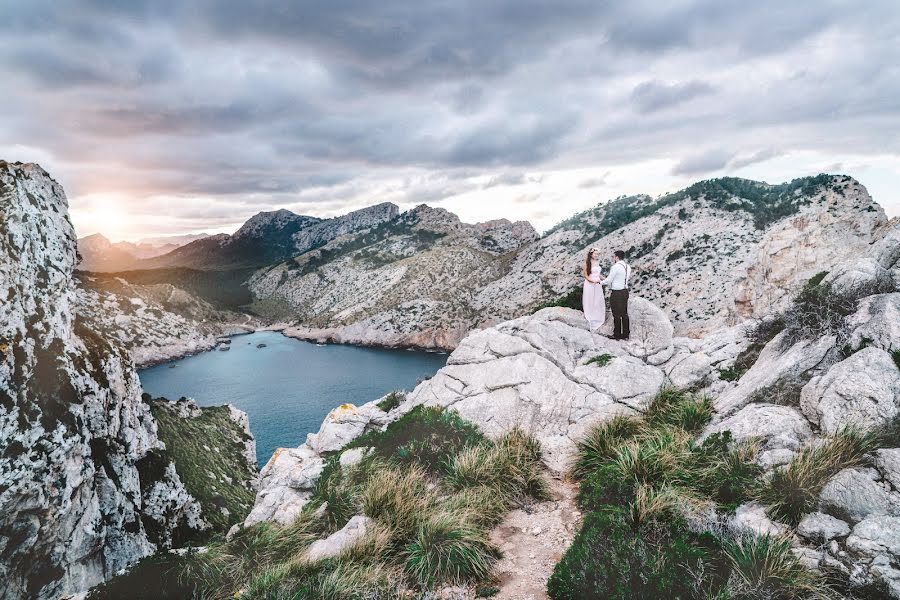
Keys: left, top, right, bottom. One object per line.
{"left": 583, "top": 260, "right": 606, "bottom": 329}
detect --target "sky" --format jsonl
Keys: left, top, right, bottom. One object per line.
{"left": 1, "top": 0, "right": 899, "bottom": 241}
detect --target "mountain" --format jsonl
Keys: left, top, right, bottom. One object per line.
{"left": 77, "top": 232, "right": 206, "bottom": 272}
{"left": 249, "top": 175, "right": 887, "bottom": 347}
{"left": 135, "top": 203, "right": 400, "bottom": 270}
{"left": 137, "top": 232, "right": 210, "bottom": 247}
{"left": 0, "top": 161, "right": 257, "bottom": 599}
{"left": 250, "top": 204, "right": 540, "bottom": 348}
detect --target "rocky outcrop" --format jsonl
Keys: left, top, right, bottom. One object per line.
{"left": 75, "top": 274, "right": 258, "bottom": 366}
{"left": 0, "top": 162, "right": 207, "bottom": 599}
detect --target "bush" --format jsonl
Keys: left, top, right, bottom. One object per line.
{"left": 644, "top": 387, "right": 714, "bottom": 433}
{"left": 723, "top": 534, "right": 834, "bottom": 599}
{"left": 757, "top": 427, "right": 877, "bottom": 525}
{"left": 403, "top": 511, "right": 499, "bottom": 586}
{"left": 547, "top": 509, "right": 722, "bottom": 600}
{"left": 533, "top": 285, "right": 583, "bottom": 313}
{"left": 377, "top": 391, "right": 405, "bottom": 413}
{"left": 572, "top": 416, "right": 644, "bottom": 479}
{"left": 348, "top": 405, "right": 485, "bottom": 474}
{"left": 361, "top": 465, "right": 434, "bottom": 541}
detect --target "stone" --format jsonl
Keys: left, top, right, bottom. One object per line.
{"left": 797, "top": 512, "right": 851, "bottom": 542}
{"left": 819, "top": 468, "right": 900, "bottom": 524}
{"left": 800, "top": 347, "right": 900, "bottom": 434}
{"left": 339, "top": 447, "right": 371, "bottom": 469}
{"left": 876, "top": 449, "right": 900, "bottom": 490}
{"left": 703, "top": 403, "right": 813, "bottom": 452}
{"left": 846, "top": 515, "right": 900, "bottom": 558}
{"left": 846, "top": 293, "right": 900, "bottom": 354}
{"left": 664, "top": 351, "right": 712, "bottom": 389}
{"left": 243, "top": 447, "right": 324, "bottom": 527}
{"left": 714, "top": 331, "right": 837, "bottom": 417}
{"left": 306, "top": 402, "right": 389, "bottom": 455}
{"left": 304, "top": 516, "right": 373, "bottom": 563}
{"left": 729, "top": 502, "right": 789, "bottom": 538}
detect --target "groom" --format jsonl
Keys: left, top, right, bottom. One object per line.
{"left": 601, "top": 250, "right": 630, "bottom": 340}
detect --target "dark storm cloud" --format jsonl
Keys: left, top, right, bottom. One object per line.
{"left": 0, "top": 0, "right": 898, "bottom": 235}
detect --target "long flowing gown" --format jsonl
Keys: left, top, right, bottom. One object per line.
{"left": 583, "top": 260, "right": 606, "bottom": 329}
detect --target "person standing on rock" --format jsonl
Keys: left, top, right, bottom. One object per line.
{"left": 582, "top": 248, "right": 607, "bottom": 330}
{"left": 602, "top": 250, "right": 631, "bottom": 340}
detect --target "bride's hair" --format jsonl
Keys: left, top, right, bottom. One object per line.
{"left": 585, "top": 248, "right": 597, "bottom": 276}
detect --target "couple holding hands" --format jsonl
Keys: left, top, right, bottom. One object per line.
{"left": 582, "top": 248, "right": 631, "bottom": 340}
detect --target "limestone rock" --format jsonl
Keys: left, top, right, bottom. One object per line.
{"left": 846, "top": 515, "right": 900, "bottom": 558}
{"left": 304, "top": 516, "right": 373, "bottom": 563}
{"left": 703, "top": 403, "right": 812, "bottom": 452}
{"left": 243, "top": 447, "right": 324, "bottom": 527}
{"left": 0, "top": 162, "right": 205, "bottom": 600}
{"left": 800, "top": 347, "right": 900, "bottom": 434}
{"left": 729, "top": 502, "right": 789, "bottom": 538}
{"left": 664, "top": 351, "right": 712, "bottom": 389}
{"left": 306, "top": 403, "right": 389, "bottom": 455}
{"left": 846, "top": 293, "right": 900, "bottom": 354}
{"left": 797, "top": 512, "right": 851, "bottom": 542}
{"left": 876, "top": 449, "right": 900, "bottom": 490}
{"left": 819, "top": 468, "right": 900, "bottom": 525}
{"left": 339, "top": 447, "right": 371, "bottom": 469}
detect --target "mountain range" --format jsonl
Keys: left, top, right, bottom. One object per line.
{"left": 79, "top": 173, "right": 889, "bottom": 355}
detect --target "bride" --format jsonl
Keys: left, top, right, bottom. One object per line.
{"left": 582, "top": 247, "right": 606, "bottom": 330}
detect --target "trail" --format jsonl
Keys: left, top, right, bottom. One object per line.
{"left": 489, "top": 476, "right": 581, "bottom": 600}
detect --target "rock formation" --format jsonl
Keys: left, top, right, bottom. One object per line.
{"left": 0, "top": 162, "right": 208, "bottom": 599}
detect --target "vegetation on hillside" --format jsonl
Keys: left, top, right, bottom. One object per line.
{"left": 545, "top": 175, "right": 841, "bottom": 248}
{"left": 90, "top": 406, "right": 547, "bottom": 599}
{"left": 147, "top": 397, "right": 258, "bottom": 538}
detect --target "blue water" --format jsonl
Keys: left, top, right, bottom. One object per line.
{"left": 138, "top": 331, "right": 447, "bottom": 468}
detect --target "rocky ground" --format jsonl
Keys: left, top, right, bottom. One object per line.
{"left": 490, "top": 477, "right": 580, "bottom": 600}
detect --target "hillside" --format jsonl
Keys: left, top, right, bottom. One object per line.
{"left": 77, "top": 233, "right": 206, "bottom": 272}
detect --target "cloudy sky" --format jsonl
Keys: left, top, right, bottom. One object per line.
{"left": 2, "top": 0, "right": 899, "bottom": 240}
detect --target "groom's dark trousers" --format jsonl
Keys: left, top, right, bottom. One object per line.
{"left": 610, "top": 289, "right": 630, "bottom": 339}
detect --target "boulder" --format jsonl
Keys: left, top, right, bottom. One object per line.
{"left": 339, "top": 447, "right": 371, "bottom": 469}
{"left": 243, "top": 447, "right": 324, "bottom": 527}
{"left": 876, "top": 449, "right": 900, "bottom": 490}
{"left": 797, "top": 512, "right": 851, "bottom": 542}
{"left": 800, "top": 347, "right": 900, "bottom": 434}
{"left": 702, "top": 403, "right": 812, "bottom": 452}
{"left": 664, "top": 351, "right": 713, "bottom": 389}
{"left": 819, "top": 468, "right": 900, "bottom": 525}
{"left": 304, "top": 516, "right": 373, "bottom": 562}
{"left": 729, "top": 502, "right": 789, "bottom": 538}
{"left": 714, "top": 332, "right": 836, "bottom": 417}
{"left": 846, "top": 293, "right": 900, "bottom": 353}
{"left": 306, "top": 403, "right": 389, "bottom": 454}
{"left": 826, "top": 257, "right": 894, "bottom": 297}
{"left": 846, "top": 515, "right": 900, "bottom": 558}
{"left": 598, "top": 296, "right": 674, "bottom": 357}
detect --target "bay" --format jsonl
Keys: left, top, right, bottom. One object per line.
{"left": 138, "top": 331, "right": 447, "bottom": 467}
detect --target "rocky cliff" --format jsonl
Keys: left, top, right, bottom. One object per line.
{"left": 0, "top": 162, "right": 253, "bottom": 600}
{"left": 74, "top": 274, "right": 259, "bottom": 367}
{"left": 243, "top": 219, "right": 900, "bottom": 596}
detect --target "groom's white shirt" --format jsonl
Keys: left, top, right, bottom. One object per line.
{"left": 601, "top": 261, "right": 630, "bottom": 290}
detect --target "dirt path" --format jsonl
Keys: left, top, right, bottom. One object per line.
{"left": 489, "top": 476, "right": 581, "bottom": 600}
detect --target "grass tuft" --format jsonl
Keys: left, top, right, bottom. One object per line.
{"left": 403, "top": 511, "right": 499, "bottom": 586}
{"left": 572, "top": 416, "right": 644, "bottom": 479}
{"left": 586, "top": 353, "right": 614, "bottom": 367}
{"left": 723, "top": 534, "right": 836, "bottom": 600}
{"left": 756, "top": 427, "right": 877, "bottom": 526}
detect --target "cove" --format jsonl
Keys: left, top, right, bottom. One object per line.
{"left": 138, "top": 331, "right": 448, "bottom": 468}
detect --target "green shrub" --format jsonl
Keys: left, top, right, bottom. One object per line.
{"left": 403, "top": 511, "right": 499, "bottom": 586}
{"left": 572, "top": 416, "right": 644, "bottom": 479}
{"left": 533, "top": 286, "right": 583, "bottom": 313}
{"left": 586, "top": 353, "right": 614, "bottom": 367}
{"left": 644, "top": 387, "right": 713, "bottom": 433}
{"left": 757, "top": 427, "right": 877, "bottom": 525}
{"left": 683, "top": 433, "right": 761, "bottom": 508}
{"left": 723, "top": 534, "right": 834, "bottom": 599}
{"left": 348, "top": 405, "right": 485, "bottom": 474}
{"left": 377, "top": 391, "right": 405, "bottom": 413}
{"left": 361, "top": 465, "right": 434, "bottom": 541}
{"left": 547, "top": 509, "right": 723, "bottom": 600}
